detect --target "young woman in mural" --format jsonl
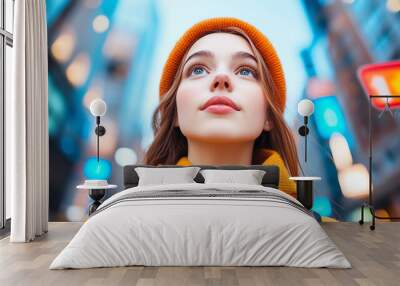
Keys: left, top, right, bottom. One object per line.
{"left": 145, "top": 17, "right": 300, "bottom": 197}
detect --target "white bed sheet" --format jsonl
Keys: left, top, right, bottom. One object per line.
{"left": 50, "top": 183, "right": 350, "bottom": 269}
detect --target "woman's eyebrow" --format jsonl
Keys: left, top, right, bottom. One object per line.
{"left": 183, "top": 50, "right": 257, "bottom": 66}
{"left": 184, "top": 50, "right": 214, "bottom": 65}
{"left": 232, "top": 51, "right": 257, "bottom": 63}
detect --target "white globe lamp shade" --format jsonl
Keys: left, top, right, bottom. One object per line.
{"left": 90, "top": 99, "right": 107, "bottom": 117}
{"left": 298, "top": 99, "right": 314, "bottom": 117}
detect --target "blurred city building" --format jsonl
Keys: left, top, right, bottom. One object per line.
{"left": 47, "top": 0, "right": 159, "bottom": 220}
{"left": 301, "top": 0, "right": 400, "bottom": 220}
{"left": 46, "top": 0, "right": 400, "bottom": 221}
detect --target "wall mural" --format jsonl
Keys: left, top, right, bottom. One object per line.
{"left": 47, "top": 0, "right": 400, "bottom": 222}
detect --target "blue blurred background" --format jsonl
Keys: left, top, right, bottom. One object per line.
{"left": 46, "top": 0, "right": 400, "bottom": 221}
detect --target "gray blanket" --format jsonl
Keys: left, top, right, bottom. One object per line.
{"left": 92, "top": 188, "right": 314, "bottom": 218}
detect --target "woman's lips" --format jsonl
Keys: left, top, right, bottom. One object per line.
{"left": 200, "top": 96, "right": 240, "bottom": 115}
{"left": 204, "top": 104, "right": 236, "bottom": 114}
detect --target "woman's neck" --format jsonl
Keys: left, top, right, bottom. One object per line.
{"left": 187, "top": 140, "right": 254, "bottom": 165}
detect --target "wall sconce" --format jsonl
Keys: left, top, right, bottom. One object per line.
{"left": 297, "top": 99, "right": 315, "bottom": 163}
{"left": 89, "top": 99, "right": 107, "bottom": 162}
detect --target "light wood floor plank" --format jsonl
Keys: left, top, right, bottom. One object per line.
{"left": 0, "top": 222, "right": 399, "bottom": 286}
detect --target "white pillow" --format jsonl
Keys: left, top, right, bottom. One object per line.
{"left": 200, "top": 169, "right": 266, "bottom": 185}
{"left": 135, "top": 167, "right": 201, "bottom": 186}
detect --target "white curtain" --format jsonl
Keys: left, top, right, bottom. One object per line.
{"left": 7, "top": 0, "right": 48, "bottom": 242}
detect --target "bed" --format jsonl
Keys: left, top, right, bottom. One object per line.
{"left": 50, "top": 165, "right": 350, "bottom": 269}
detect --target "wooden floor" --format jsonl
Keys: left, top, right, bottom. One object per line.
{"left": 0, "top": 222, "right": 399, "bottom": 286}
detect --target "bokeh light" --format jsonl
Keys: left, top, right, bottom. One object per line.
{"left": 346, "top": 207, "right": 373, "bottom": 222}
{"left": 83, "top": 157, "right": 112, "bottom": 180}
{"left": 347, "top": 208, "right": 390, "bottom": 222}
{"left": 66, "top": 205, "right": 86, "bottom": 221}
{"left": 115, "top": 147, "right": 138, "bottom": 167}
{"left": 312, "top": 196, "right": 332, "bottom": 217}
{"left": 329, "top": 132, "right": 353, "bottom": 171}
{"left": 338, "top": 164, "right": 370, "bottom": 198}
{"left": 51, "top": 29, "right": 76, "bottom": 63}
{"left": 387, "top": 0, "right": 400, "bottom": 13}
{"left": 66, "top": 53, "right": 91, "bottom": 87}
{"left": 92, "top": 15, "right": 110, "bottom": 33}
{"left": 313, "top": 96, "right": 347, "bottom": 140}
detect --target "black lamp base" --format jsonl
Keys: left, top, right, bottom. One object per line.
{"left": 88, "top": 189, "right": 106, "bottom": 215}
{"left": 295, "top": 180, "right": 314, "bottom": 210}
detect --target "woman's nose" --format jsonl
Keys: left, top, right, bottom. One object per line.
{"left": 210, "top": 74, "right": 233, "bottom": 92}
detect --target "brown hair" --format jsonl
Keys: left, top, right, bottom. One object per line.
{"left": 145, "top": 27, "right": 300, "bottom": 176}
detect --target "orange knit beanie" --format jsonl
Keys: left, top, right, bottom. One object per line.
{"left": 159, "top": 17, "right": 286, "bottom": 112}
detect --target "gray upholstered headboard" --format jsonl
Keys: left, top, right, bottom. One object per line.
{"left": 123, "top": 165, "right": 280, "bottom": 189}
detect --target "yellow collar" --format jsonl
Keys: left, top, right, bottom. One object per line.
{"left": 176, "top": 148, "right": 284, "bottom": 166}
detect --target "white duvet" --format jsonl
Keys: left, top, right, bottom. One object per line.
{"left": 50, "top": 183, "right": 351, "bottom": 269}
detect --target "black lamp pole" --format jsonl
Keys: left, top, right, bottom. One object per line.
{"left": 359, "top": 95, "right": 400, "bottom": 230}
{"left": 298, "top": 116, "right": 310, "bottom": 163}
{"left": 94, "top": 116, "right": 106, "bottom": 163}
{"left": 97, "top": 116, "right": 100, "bottom": 162}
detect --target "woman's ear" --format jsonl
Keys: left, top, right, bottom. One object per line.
{"left": 263, "top": 120, "right": 272, "bottom": 131}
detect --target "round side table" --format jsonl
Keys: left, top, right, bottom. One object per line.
{"left": 77, "top": 184, "right": 117, "bottom": 215}
{"left": 289, "top": 176, "right": 321, "bottom": 210}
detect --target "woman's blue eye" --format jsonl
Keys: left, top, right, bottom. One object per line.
{"left": 191, "top": 66, "right": 206, "bottom": 76}
{"left": 239, "top": 68, "right": 255, "bottom": 77}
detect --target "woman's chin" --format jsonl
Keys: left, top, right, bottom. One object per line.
{"left": 187, "top": 131, "right": 258, "bottom": 144}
